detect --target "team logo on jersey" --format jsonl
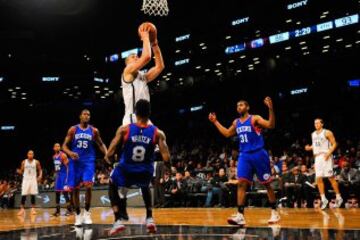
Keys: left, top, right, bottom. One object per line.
{"left": 263, "top": 173, "right": 270, "bottom": 180}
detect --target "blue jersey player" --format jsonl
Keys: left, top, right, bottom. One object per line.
{"left": 62, "top": 109, "right": 107, "bottom": 227}
{"left": 52, "top": 143, "right": 73, "bottom": 217}
{"left": 105, "top": 99, "right": 170, "bottom": 236}
{"left": 209, "top": 97, "right": 280, "bottom": 225}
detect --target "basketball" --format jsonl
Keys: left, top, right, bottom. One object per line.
{"left": 138, "top": 22, "right": 157, "bottom": 43}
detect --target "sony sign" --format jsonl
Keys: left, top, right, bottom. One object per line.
{"left": 287, "top": 0, "right": 308, "bottom": 10}
{"left": 231, "top": 17, "right": 250, "bottom": 26}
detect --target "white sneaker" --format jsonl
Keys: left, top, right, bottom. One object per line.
{"left": 146, "top": 217, "right": 157, "bottom": 233}
{"left": 75, "top": 213, "right": 83, "bottom": 227}
{"left": 321, "top": 198, "right": 329, "bottom": 210}
{"left": 83, "top": 210, "right": 92, "bottom": 225}
{"left": 108, "top": 219, "right": 126, "bottom": 236}
{"left": 268, "top": 210, "right": 280, "bottom": 224}
{"left": 335, "top": 198, "right": 343, "bottom": 208}
{"left": 227, "top": 212, "right": 246, "bottom": 226}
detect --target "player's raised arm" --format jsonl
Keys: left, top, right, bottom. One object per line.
{"left": 123, "top": 30, "right": 152, "bottom": 83}
{"left": 157, "top": 129, "right": 170, "bottom": 162}
{"left": 325, "top": 130, "right": 337, "bottom": 160}
{"left": 93, "top": 128, "right": 108, "bottom": 157}
{"left": 253, "top": 97, "right": 275, "bottom": 129}
{"left": 209, "top": 113, "right": 236, "bottom": 138}
{"left": 145, "top": 42, "right": 165, "bottom": 82}
{"left": 62, "top": 126, "right": 79, "bottom": 160}
{"left": 105, "top": 125, "right": 128, "bottom": 164}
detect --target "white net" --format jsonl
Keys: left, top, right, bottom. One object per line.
{"left": 141, "top": 0, "right": 169, "bottom": 16}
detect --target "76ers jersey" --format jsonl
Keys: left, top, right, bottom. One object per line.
{"left": 53, "top": 151, "right": 67, "bottom": 174}
{"left": 236, "top": 115, "right": 264, "bottom": 152}
{"left": 71, "top": 125, "right": 96, "bottom": 161}
{"left": 119, "top": 123, "right": 157, "bottom": 173}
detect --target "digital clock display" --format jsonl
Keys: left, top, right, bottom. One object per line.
{"left": 269, "top": 32, "right": 290, "bottom": 44}
{"left": 335, "top": 14, "right": 359, "bottom": 28}
{"left": 292, "top": 26, "right": 313, "bottom": 38}
{"left": 225, "top": 43, "right": 246, "bottom": 54}
{"left": 316, "top": 21, "right": 333, "bottom": 32}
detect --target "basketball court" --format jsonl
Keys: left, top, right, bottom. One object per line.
{"left": 0, "top": 208, "right": 359, "bottom": 239}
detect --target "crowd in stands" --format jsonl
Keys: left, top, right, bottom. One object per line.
{"left": 1, "top": 136, "right": 359, "bottom": 209}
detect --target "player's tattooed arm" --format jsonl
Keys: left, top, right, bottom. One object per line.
{"left": 157, "top": 129, "right": 170, "bottom": 162}
{"left": 62, "top": 126, "right": 79, "bottom": 160}
{"left": 145, "top": 43, "right": 165, "bottom": 82}
{"left": 253, "top": 97, "right": 275, "bottom": 129}
{"left": 61, "top": 152, "right": 69, "bottom": 166}
{"left": 93, "top": 128, "right": 108, "bottom": 157}
{"left": 105, "top": 125, "right": 128, "bottom": 164}
{"left": 61, "top": 153, "right": 70, "bottom": 184}
{"left": 36, "top": 160, "right": 43, "bottom": 182}
{"left": 208, "top": 113, "right": 236, "bottom": 138}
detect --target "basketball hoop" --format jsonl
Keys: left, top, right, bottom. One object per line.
{"left": 141, "top": 0, "right": 169, "bottom": 16}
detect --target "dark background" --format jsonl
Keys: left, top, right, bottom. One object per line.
{"left": 0, "top": 0, "right": 359, "bottom": 171}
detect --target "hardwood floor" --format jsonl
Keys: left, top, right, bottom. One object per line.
{"left": 0, "top": 207, "right": 359, "bottom": 232}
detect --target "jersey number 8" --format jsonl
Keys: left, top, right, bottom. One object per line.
{"left": 132, "top": 146, "right": 146, "bottom": 162}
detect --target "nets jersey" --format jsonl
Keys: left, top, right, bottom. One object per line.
{"left": 23, "top": 159, "right": 37, "bottom": 181}
{"left": 71, "top": 124, "right": 96, "bottom": 161}
{"left": 312, "top": 129, "right": 331, "bottom": 155}
{"left": 119, "top": 123, "right": 157, "bottom": 173}
{"left": 122, "top": 71, "right": 150, "bottom": 116}
{"left": 235, "top": 115, "right": 264, "bottom": 153}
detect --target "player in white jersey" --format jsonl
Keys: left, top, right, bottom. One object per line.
{"left": 305, "top": 118, "right": 343, "bottom": 209}
{"left": 122, "top": 26, "right": 164, "bottom": 125}
{"left": 17, "top": 150, "right": 43, "bottom": 216}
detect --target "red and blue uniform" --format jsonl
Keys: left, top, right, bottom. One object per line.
{"left": 111, "top": 123, "right": 157, "bottom": 188}
{"left": 236, "top": 115, "right": 272, "bottom": 183}
{"left": 69, "top": 124, "right": 96, "bottom": 188}
{"left": 54, "top": 151, "right": 71, "bottom": 192}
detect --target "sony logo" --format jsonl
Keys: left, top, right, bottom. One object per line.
{"left": 287, "top": 0, "right": 308, "bottom": 10}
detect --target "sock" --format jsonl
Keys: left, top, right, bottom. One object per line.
{"left": 75, "top": 207, "right": 81, "bottom": 215}
{"left": 141, "top": 187, "right": 153, "bottom": 219}
{"left": 31, "top": 195, "right": 36, "bottom": 205}
{"left": 238, "top": 205, "right": 244, "bottom": 214}
{"left": 336, "top": 194, "right": 342, "bottom": 200}
{"left": 269, "top": 202, "right": 277, "bottom": 210}
{"left": 114, "top": 211, "right": 121, "bottom": 221}
{"left": 85, "top": 203, "right": 90, "bottom": 212}
{"left": 321, "top": 194, "right": 327, "bottom": 202}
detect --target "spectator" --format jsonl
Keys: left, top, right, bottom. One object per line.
{"left": 300, "top": 165, "right": 317, "bottom": 208}
{"left": 204, "top": 168, "right": 228, "bottom": 207}
{"left": 170, "top": 172, "right": 187, "bottom": 207}
{"left": 338, "top": 162, "right": 360, "bottom": 203}
{"left": 153, "top": 161, "right": 166, "bottom": 208}
{"left": 282, "top": 167, "right": 306, "bottom": 208}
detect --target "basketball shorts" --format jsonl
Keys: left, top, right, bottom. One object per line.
{"left": 21, "top": 178, "right": 38, "bottom": 196}
{"left": 110, "top": 164, "right": 153, "bottom": 188}
{"left": 314, "top": 154, "right": 334, "bottom": 178}
{"left": 237, "top": 148, "right": 272, "bottom": 184}
{"left": 72, "top": 159, "right": 95, "bottom": 188}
